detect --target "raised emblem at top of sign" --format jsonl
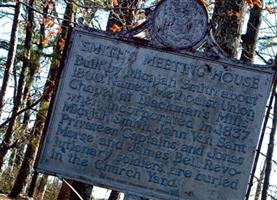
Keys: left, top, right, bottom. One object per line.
{"left": 151, "top": 0, "right": 208, "bottom": 49}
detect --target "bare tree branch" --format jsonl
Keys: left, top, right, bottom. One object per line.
{"left": 0, "top": 140, "right": 18, "bottom": 155}
{"left": 0, "top": 4, "right": 15, "bottom": 8}
{"left": 260, "top": 152, "right": 277, "bottom": 165}
{"left": 0, "top": 96, "right": 42, "bottom": 129}
{"left": 0, "top": 39, "right": 9, "bottom": 50}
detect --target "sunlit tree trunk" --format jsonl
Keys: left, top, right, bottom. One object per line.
{"left": 35, "top": 175, "right": 48, "bottom": 200}
{"left": 6, "top": 148, "right": 17, "bottom": 176}
{"left": 240, "top": 5, "right": 262, "bottom": 62}
{"left": 212, "top": 0, "right": 246, "bottom": 57}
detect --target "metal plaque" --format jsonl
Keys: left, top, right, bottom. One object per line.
{"left": 151, "top": 0, "right": 208, "bottom": 49}
{"left": 38, "top": 28, "right": 274, "bottom": 200}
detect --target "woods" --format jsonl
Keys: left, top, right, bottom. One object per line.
{"left": 0, "top": 0, "right": 277, "bottom": 199}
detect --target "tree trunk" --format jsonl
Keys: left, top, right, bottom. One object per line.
{"left": 0, "top": 0, "right": 34, "bottom": 170}
{"left": 212, "top": 0, "right": 246, "bottom": 57}
{"left": 0, "top": 0, "right": 20, "bottom": 116}
{"left": 0, "top": 148, "right": 17, "bottom": 192}
{"left": 12, "top": 95, "right": 33, "bottom": 177}
{"left": 240, "top": 5, "right": 262, "bottom": 62}
{"left": 28, "top": 170, "right": 38, "bottom": 197}
{"left": 9, "top": 0, "right": 74, "bottom": 198}
{"left": 5, "top": 148, "right": 17, "bottom": 176}
{"left": 27, "top": 5, "right": 49, "bottom": 196}
{"left": 56, "top": 180, "right": 92, "bottom": 200}
{"left": 109, "top": 190, "right": 120, "bottom": 200}
{"left": 69, "top": 181, "right": 93, "bottom": 200}
{"left": 35, "top": 175, "right": 48, "bottom": 200}
{"left": 261, "top": 92, "right": 277, "bottom": 199}
{"left": 9, "top": 136, "right": 38, "bottom": 198}
{"left": 57, "top": 180, "right": 74, "bottom": 200}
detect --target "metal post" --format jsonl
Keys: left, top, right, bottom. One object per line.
{"left": 244, "top": 74, "right": 277, "bottom": 200}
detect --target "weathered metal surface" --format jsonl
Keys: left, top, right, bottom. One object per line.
{"left": 124, "top": 192, "right": 147, "bottom": 200}
{"left": 38, "top": 28, "right": 274, "bottom": 200}
{"left": 150, "top": 0, "right": 208, "bottom": 49}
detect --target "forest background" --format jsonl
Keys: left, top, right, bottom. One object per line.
{"left": 0, "top": 0, "right": 277, "bottom": 199}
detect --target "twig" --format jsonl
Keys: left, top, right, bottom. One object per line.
{"left": 0, "top": 96, "right": 42, "bottom": 129}
{"left": 0, "top": 140, "right": 18, "bottom": 154}
{"left": 0, "top": 4, "right": 16, "bottom": 8}
{"left": 268, "top": 194, "right": 277, "bottom": 200}
{"left": 260, "top": 152, "right": 277, "bottom": 165}
{"left": 18, "top": 0, "right": 77, "bottom": 26}
{"left": 255, "top": 50, "right": 271, "bottom": 64}
{"left": 63, "top": 0, "right": 155, "bottom": 11}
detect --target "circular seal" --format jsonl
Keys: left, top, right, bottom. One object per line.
{"left": 152, "top": 0, "right": 208, "bottom": 49}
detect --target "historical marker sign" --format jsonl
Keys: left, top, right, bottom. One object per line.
{"left": 38, "top": 28, "right": 274, "bottom": 200}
